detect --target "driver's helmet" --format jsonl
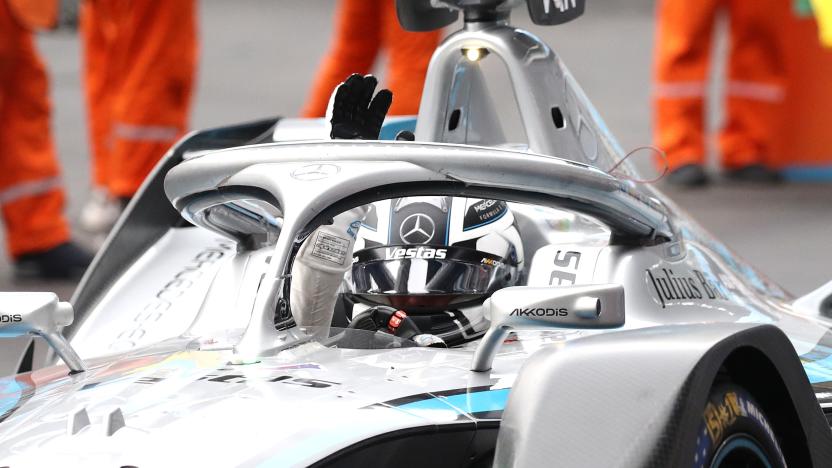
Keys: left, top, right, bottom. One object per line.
{"left": 346, "top": 196, "right": 524, "bottom": 343}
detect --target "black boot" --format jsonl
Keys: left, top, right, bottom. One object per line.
{"left": 666, "top": 164, "right": 709, "bottom": 188}
{"left": 724, "top": 164, "right": 782, "bottom": 183}
{"left": 14, "top": 242, "right": 94, "bottom": 280}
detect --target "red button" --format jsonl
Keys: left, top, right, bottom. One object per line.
{"left": 389, "top": 316, "right": 402, "bottom": 329}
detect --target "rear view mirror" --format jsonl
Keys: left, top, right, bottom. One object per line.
{"left": 471, "top": 284, "right": 624, "bottom": 371}
{"left": 0, "top": 292, "right": 85, "bottom": 374}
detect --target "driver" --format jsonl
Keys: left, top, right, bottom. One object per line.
{"left": 346, "top": 196, "right": 524, "bottom": 346}
{"left": 290, "top": 74, "right": 524, "bottom": 346}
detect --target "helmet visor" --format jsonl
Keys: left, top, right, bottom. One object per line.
{"left": 349, "top": 245, "right": 517, "bottom": 309}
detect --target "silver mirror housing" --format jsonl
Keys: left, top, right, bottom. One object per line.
{"left": 471, "top": 284, "right": 625, "bottom": 372}
{"left": 0, "top": 292, "right": 85, "bottom": 374}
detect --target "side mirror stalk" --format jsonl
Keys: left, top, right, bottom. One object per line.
{"left": 471, "top": 284, "right": 625, "bottom": 372}
{"left": 0, "top": 293, "right": 86, "bottom": 374}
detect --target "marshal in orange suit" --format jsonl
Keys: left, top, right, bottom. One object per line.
{"left": 770, "top": 6, "right": 832, "bottom": 180}
{"left": 80, "top": 0, "right": 198, "bottom": 200}
{"left": 653, "top": 0, "right": 787, "bottom": 187}
{"left": 0, "top": 0, "right": 91, "bottom": 278}
{"left": 302, "top": 0, "right": 442, "bottom": 118}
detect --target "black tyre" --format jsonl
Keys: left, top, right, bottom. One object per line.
{"left": 693, "top": 383, "right": 786, "bottom": 468}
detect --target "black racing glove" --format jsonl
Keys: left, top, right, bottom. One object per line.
{"left": 329, "top": 74, "right": 393, "bottom": 140}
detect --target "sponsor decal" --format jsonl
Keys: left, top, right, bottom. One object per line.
{"left": 703, "top": 391, "right": 744, "bottom": 444}
{"left": 550, "top": 250, "right": 581, "bottom": 286}
{"left": 545, "top": 0, "right": 577, "bottom": 14}
{"left": 197, "top": 372, "right": 339, "bottom": 389}
{"left": 463, "top": 200, "right": 507, "bottom": 231}
{"left": 646, "top": 267, "right": 728, "bottom": 308}
{"left": 385, "top": 246, "right": 447, "bottom": 260}
{"left": 703, "top": 391, "right": 776, "bottom": 449}
{"left": 112, "top": 240, "right": 233, "bottom": 350}
{"left": 0, "top": 314, "right": 22, "bottom": 323}
{"left": 346, "top": 220, "right": 362, "bottom": 239}
{"left": 399, "top": 213, "right": 436, "bottom": 244}
{"left": 311, "top": 232, "right": 350, "bottom": 265}
{"left": 510, "top": 307, "right": 568, "bottom": 317}
{"left": 481, "top": 257, "right": 505, "bottom": 268}
{"left": 131, "top": 366, "right": 338, "bottom": 389}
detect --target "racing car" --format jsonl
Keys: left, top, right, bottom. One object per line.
{"left": 3, "top": 0, "right": 832, "bottom": 466}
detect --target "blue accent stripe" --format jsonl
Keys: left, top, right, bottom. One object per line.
{"left": 711, "top": 436, "right": 773, "bottom": 468}
{"left": 0, "top": 378, "right": 24, "bottom": 420}
{"left": 445, "top": 201, "right": 451, "bottom": 244}
{"left": 802, "top": 355, "right": 832, "bottom": 384}
{"left": 379, "top": 117, "right": 417, "bottom": 141}
{"left": 781, "top": 165, "right": 832, "bottom": 182}
{"left": 398, "top": 388, "right": 510, "bottom": 414}
{"left": 793, "top": 338, "right": 832, "bottom": 384}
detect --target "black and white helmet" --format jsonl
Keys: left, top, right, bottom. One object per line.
{"left": 346, "top": 196, "right": 524, "bottom": 342}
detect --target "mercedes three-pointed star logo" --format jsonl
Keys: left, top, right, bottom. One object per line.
{"left": 399, "top": 213, "right": 436, "bottom": 244}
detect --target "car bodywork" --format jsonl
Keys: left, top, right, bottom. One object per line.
{"left": 3, "top": 0, "right": 832, "bottom": 466}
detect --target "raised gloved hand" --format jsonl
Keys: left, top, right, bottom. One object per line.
{"left": 328, "top": 74, "right": 392, "bottom": 140}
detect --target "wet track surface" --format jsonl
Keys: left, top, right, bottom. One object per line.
{"left": 1, "top": 1, "right": 830, "bottom": 371}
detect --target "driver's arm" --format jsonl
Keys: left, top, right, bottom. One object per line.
{"left": 290, "top": 205, "right": 368, "bottom": 337}
{"left": 289, "top": 74, "right": 391, "bottom": 337}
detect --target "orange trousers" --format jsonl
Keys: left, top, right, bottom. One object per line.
{"left": 302, "top": 0, "right": 441, "bottom": 117}
{"left": 653, "top": 0, "right": 787, "bottom": 170}
{"left": 81, "top": 0, "right": 197, "bottom": 198}
{"left": 0, "top": 0, "right": 70, "bottom": 257}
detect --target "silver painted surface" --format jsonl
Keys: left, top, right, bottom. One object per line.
{"left": 472, "top": 284, "right": 625, "bottom": 371}
{"left": 415, "top": 20, "right": 632, "bottom": 178}
{"left": 0, "top": 333, "right": 559, "bottom": 467}
{"left": 69, "top": 228, "right": 235, "bottom": 359}
{"left": 0, "top": 293, "right": 84, "bottom": 373}
{"left": 2, "top": 5, "right": 832, "bottom": 466}
{"left": 165, "top": 141, "right": 669, "bottom": 240}
{"left": 494, "top": 323, "right": 765, "bottom": 468}
{"left": 795, "top": 280, "right": 832, "bottom": 318}
{"left": 164, "top": 142, "right": 671, "bottom": 358}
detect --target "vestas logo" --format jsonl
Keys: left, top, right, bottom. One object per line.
{"left": 385, "top": 247, "right": 447, "bottom": 260}
{"left": 510, "top": 308, "right": 568, "bottom": 317}
{"left": 0, "top": 314, "right": 22, "bottom": 323}
{"left": 544, "top": 0, "right": 577, "bottom": 14}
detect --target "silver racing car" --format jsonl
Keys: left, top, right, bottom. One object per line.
{"left": 3, "top": 1, "right": 832, "bottom": 466}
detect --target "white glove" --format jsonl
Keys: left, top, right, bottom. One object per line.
{"left": 290, "top": 206, "right": 368, "bottom": 338}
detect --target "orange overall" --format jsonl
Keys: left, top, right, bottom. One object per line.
{"left": 302, "top": 0, "right": 442, "bottom": 117}
{"left": 769, "top": 8, "right": 832, "bottom": 175}
{"left": 0, "top": 0, "right": 70, "bottom": 257}
{"left": 653, "top": 0, "right": 787, "bottom": 171}
{"left": 81, "top": 0, "right": 197, "bottom": 198}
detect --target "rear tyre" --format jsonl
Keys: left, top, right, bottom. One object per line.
{"left": 693, "top": 383, "right": 786, "bottom": 468}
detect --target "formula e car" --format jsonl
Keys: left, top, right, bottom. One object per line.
{"left": 3, "top": 1, "right": 832, "bottom": 466}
